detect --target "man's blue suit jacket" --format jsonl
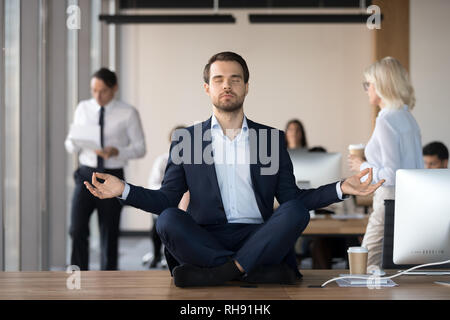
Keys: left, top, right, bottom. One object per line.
{"left": 123, "top": 116, "right": 341, "bottom": 225}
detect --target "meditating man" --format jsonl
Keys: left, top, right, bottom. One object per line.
{"left": 84, "top": 52, "right": 383, "bottom": 287}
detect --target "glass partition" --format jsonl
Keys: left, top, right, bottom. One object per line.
{"left": 3, "top": 0, "right": 21, "bottom": 271}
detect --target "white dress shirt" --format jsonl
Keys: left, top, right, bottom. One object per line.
{"left": 211, "top": 114, "right": 263, "bottom": 224}
{"left": 65, "top": 98, "right": 146, "bottom": 169}
{"left": 360, "top": 105, "right": 424, "bottom": 186}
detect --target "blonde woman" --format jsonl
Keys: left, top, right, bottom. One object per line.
{"left": 348, "top": 57, "right": 424, "bottom": 271}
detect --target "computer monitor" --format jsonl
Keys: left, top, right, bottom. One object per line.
{"left": 288, "top": 149, "right": 342, "bottom": 189}
{"left": 393, "top": 169, "right": 450, "bottom": 266}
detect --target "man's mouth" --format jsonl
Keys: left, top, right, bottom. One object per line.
{"left": 221, "top": 93, "right": 235, "bottom": 99}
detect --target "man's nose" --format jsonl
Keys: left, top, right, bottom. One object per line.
{"left": 222, "top": 79, "right": 232, "bottom": 90}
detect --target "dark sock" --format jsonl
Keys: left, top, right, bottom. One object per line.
{"left": 214, "top": 260, "right": 243, "bottom": 279}
{"left": 173, "top": 260, "right": 243, "bottom": 287}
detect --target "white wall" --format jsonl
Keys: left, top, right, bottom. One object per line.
{"left": 410, "top": 0, "right": 450, "bottom": 150}
{"left": 119, "top": 11, "right": 374, "bottom": 230}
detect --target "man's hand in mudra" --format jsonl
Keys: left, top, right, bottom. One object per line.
{"left": 84, "top": 172, "right": 125, "bottom": 199}
{"left": 341, "top": 168, "right": 385, "bottom": 196}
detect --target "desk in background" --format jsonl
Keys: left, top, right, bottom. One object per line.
{"left": 355, "top": 194, "right": 374, "bottom": 213}
{"left": 303, "top": 215, "right": 369, "bottom": 236}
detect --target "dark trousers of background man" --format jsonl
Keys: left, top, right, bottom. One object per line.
{"left": 69, "top": 165, "right": 124, "bottom": 270}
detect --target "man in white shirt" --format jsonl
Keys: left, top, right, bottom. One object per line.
{"left": 65, "top": 68, "right": 146, "bottom": 270}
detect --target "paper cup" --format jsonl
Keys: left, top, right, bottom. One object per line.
{"left": 347, "top": 246, "right": 368, "bottom": 275}
{"left": 348, "top": 144, "right": 365, "bottom": 159}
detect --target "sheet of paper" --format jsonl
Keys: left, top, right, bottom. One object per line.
{"left": 68, "top": 124, "right": 101, "bottom": 151}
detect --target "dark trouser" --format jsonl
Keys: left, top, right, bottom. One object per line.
{"left": 156, "top": 198, "right": 310, "bottom": 278}
{"left": 151, "top": 215, "right": 162, "bottom": 260}
{"left": 69, "top": 165, "right": 124, "bottom": 271}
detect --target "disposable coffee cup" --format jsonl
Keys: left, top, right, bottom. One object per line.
{"left": 347, "top": 246, "right": 368, "bottom": 275}
{"left": 348, "top": 144, "right": 365, "bottom": 159}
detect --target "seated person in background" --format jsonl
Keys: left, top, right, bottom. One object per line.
{"left": 285, "top": 120, "right": 309, "bottom": 261}
{"left": 275, "top": 119, "right": 309, "bottom": 211}
{"left": 285, "top": 119, "right": 308, "bottom": 150}
{"left": 147, "top": 125, "right": 190, "bottom": 268}
{"left": 423, "top": 141, "right": 448, "bottom": 169}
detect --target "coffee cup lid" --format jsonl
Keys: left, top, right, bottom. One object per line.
{"left": 347, "top": 246, "right": 368, "bottom": 253}
{"left": 348, "top": 144, "right": 365, "bottom": 150}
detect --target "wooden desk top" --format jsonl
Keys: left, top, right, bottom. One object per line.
{"left": 0, "top": 269, "right": 448, "bottom": 300}
{"left": 303, "top": 216, "right": 369, "bottom": 236}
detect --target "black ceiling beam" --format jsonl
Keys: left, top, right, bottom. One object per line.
{"left": 119, "top": 0, "right": 372, "bottom": 9}
{"left": 249, "top": 13, "right": 379, "bottom": 23}
{"left": 99, "top": 14, "right": 236, "bottom": 24}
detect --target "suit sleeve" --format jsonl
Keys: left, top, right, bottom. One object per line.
{"left": 120, "top": 140, "right": 188, "bottom": 214}
{"left": 275, "top": 131, "right": 341, "bottom": 210}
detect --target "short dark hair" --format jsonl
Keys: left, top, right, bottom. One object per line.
{"left": 423, "top": 141, "right": 449, "bottom": 160}
{"left": 92, "top": 68, "right": 118, "bottom": 88}
{"left": 309, "top": 146, "right": 327, "bottom": 153}
{"left": 203, "top": 51, "right": 249, "bottom": 84}
{"left": 285, "top": 119, "right": 308, "bottom": 148}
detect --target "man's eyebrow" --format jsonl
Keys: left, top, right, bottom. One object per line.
{"left": 211, "top": 74, "right": 243, "bottom": 79}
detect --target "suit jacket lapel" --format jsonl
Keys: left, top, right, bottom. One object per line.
{"left": 247, "top": 119, "right": 260, "bottom": 187}
{"left": 201, "top": 117, "right": 225, "bottom": 211}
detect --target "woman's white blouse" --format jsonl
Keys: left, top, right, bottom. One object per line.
{"left": 360, "top": 105, "right": 424, "bottom": 186}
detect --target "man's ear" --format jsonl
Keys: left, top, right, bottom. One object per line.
{"left": 203, "top": 82, "right": 210, "bottom": 95}
{"left": 245, "top": 82, "right": 249, "bottom": 96}
{"left": 443, "top": 159, "right": 449, "bottom": 169}
{"left": 113, "top": 84, "right": 119, "bottom": 93}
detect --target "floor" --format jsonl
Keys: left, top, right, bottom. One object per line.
{"left": 89, "top": 236, "right": 163, "bottom": 271}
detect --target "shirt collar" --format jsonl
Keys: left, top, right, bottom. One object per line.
{"left": 211, "top": 113, "right": 248, "bottom": 131}
{"left": 92, "top": 98, "right": 115, "bottom": 111}
{"left": 378, "top": 104, "right": 409, "bottom": 117}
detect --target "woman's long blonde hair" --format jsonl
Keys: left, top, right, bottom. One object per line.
{"left": 364, "top": 57, "right": 416, "bottom": 110}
